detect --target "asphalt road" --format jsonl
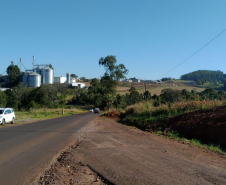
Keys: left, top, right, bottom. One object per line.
{"left": 0, "top": 112, "right": 97, "bottom": 185}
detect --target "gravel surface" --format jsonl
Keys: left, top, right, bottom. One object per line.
{"left": 39, "top": 116, "right": 226, "bottom": 185}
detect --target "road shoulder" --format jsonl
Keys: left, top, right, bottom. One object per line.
{"left": 39, "top": 116, "right": 226, "bottom": 185}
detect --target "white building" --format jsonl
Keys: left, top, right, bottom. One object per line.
{"left": 54, "top": 76, "right": 67, "bottom": 84}
{"left": 72, "top": 82, "right": 85, "bottom": 88}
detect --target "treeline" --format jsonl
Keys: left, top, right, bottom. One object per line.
{"left": 1, "top": 56, "right": 226, "bottom": 111}
{"left": 1, "top": 81, "right": 226, "bottom": 111}
{"left": 72, "top": 84, "right": 226, "bottom": 109}
{"left": 180, "top": 70, "right": 225, "bottom": 83}
{"left": 0, "top": 83, "right": 74, "bottom": 110}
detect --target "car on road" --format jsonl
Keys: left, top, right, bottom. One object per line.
{"left": 0, "top": 108, "right": 16, "bottom": 125}
{"left": 94, "top": 108, "right": 100, "bottom": 114}
{"left": 89, "top": 109, "right": 93, "bottom": 112}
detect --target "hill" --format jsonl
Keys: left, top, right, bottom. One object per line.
{"left": 180, "top": 70, "right": 225, "bottom": 82}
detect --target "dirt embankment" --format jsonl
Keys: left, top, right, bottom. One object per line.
{"left": 150, "top": 105, "right": 226, "bottom": 148}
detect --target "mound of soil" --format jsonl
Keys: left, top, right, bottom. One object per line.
{"left": 153, "top": 105, "right": 226, "bottom": 148}
{"left": 38, "top": 141, "right": 111, "bottom": 185}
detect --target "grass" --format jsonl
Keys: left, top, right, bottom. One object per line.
{"left": 124, "top": 100, "right": 225, "bottom": 122}
{"left": 154, "top": 130, "right": 225, "bottom": 154}
{"left": 196, "top": 82, "right": 224, "bottom": 89}
{"left": 11, "top": 107, "right": 87, "bottom": 125}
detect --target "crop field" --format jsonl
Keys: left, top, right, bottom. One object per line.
{"left": 117, "top": 82, "right": 205, "bottom": 95}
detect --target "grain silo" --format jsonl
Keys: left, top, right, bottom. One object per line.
{"left": 35, "top": 66, "right": 42, "bottom": 75}
{"left": 66, "top": 73, "right": 70, "bottom": 83}
{"left": 21, "top": 72, "right": 29, "bottom": 86}
{"left": 28, "top": 71, "right": 41, "bottom": 87}
{"left": 44, "top": 66, "right": 54, "bottom": 84}
{"left": 41, "top": 68, "right": 46, "bottom": 84}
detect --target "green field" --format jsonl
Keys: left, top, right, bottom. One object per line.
{"left": 1, "top": 108, "right": 87, "bottom": 127}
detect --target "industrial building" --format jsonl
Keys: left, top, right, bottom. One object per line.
{"left": 54, "top": 74, "right": 86, "bottom": 88}
{"left": 2, "top": 57, "right": 86, "bottom": 88}
{"left": 54, "top": 73, "right": 71, "bottom": 84}
{"left": 54, "top": 76, "right": 67, "bottom": 84}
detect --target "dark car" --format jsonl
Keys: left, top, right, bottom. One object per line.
{"left": 94, "top": 108, "right": 100, "bottom": 114}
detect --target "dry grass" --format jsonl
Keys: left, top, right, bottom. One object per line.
{"left": 117, "top": 83, "right": 205, "bottom": 95}
{"left": 125, "top": 100, "right": 226, "bottom": 115}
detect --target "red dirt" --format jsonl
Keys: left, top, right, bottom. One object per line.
{"left": 153, "top": 105, "right": 226, "bottom": 148}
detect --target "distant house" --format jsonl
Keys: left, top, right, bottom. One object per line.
{"left": 130, "top": 78, "right": 140, "bottom": 83}
{"left": 156, "top": 80, "right": 164, "bottom": 84}
{"left": 122, "top": 79, "right": 132, "bottom": 83}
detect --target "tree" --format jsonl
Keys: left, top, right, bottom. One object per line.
{"left": 104, "top": 93, "right": 116, "bottom": 115}
{"left": 160, "top": 88, "right": 182, "bottom": 103}
{"left": 161, "top": 77, "right": 172, "bottom": 81}
{"left": 98, "top": 55, "right": 129, "bottom": 108}
{"left": 143, "top": 90, "right": 151, "bottom": 101}
{"left": 99, "top": 55, "right": 128, "bottom": 81}
{"left": 99, "top": 55, "right": 128, "bottom": 92}
{"left": 57, "top": 93, "right": 67, "bottom": 114}
{"left": 0, "top": 91, "right": 7, "bottom": 107}
{"left": 49, "top": 64, "right": 54, "bottom": 69}
{"left": 7, "top": 64, "right": 21, "bottom": 87}
{"left": 80, "top": 77, "right": 86, "bottom": 81}
{"left": 129, "top": 87, "right": 140, "bottom": 104}
{"left": 70, "top": 74, "right": 78, "bottom": 78}
{"left": 223, "top": 79, "right": 226, "bottom": 90}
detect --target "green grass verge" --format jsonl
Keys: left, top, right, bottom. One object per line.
{"left": 10, "top": 108, "right": 87, "bottom": 125}
{"left": 154, "top": 130, "right": 225, "bottom": 154}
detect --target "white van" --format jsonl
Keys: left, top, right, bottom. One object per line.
{"left": 0, "top": 108, "right": 16, "bottom": 125}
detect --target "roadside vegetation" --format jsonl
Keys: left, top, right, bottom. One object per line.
{"left": 122, "top": 99, "right": 226, "bottom": 129}
{"left": 15, "top": 107, "right": 86, "bottom": 125}
{"left": 101, "top": 86, "right": 226, "bottom": 154}
{"left": 153, "top": 129, "right": 225, "bottom": 154}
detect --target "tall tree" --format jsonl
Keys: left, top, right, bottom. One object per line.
{"left": 99, "top": 55, "right": 128, "bottom": 81}
{"left": 98, "top": 55, "right": 128, "bottom": 108}
{"left": 6, "top": 64, "right": 21, "bottom": 87}
{"left": 48, "top": 64, "right": 54, "bottom": 69}
{"left": 70, "top": 74, "right": 78, "bottom": 78}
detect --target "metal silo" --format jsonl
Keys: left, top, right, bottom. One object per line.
{"left": 66, "top": 73, "right": 70, "bottom": 83}
{"left": 35, "top": 67, "right": 41, "bottom": 75}
{"left": 41, "top": 68, "right": 46, "bottom": 84}
{"left": 28, "top": 72, "right": 41, "bottom": 87}
{"left": 21, "top": 72, "right": 29, "bottom": 86}
{"left": 44, "top": 66, "right": 53, "bottom": 84}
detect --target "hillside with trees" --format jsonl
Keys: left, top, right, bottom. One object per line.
{"left": 180, "top": 70, "right": 225, "bottom": 83}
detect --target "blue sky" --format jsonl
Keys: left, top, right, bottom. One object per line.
{"left": 1, "top": 0, "right": 226, "bottom": 80}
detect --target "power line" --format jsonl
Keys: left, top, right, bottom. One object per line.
{"left": 160, "top": 28, "right": 226, "bottom": 79}
{"left": 1, "top": 69, "right": 7, "bottom": 76}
